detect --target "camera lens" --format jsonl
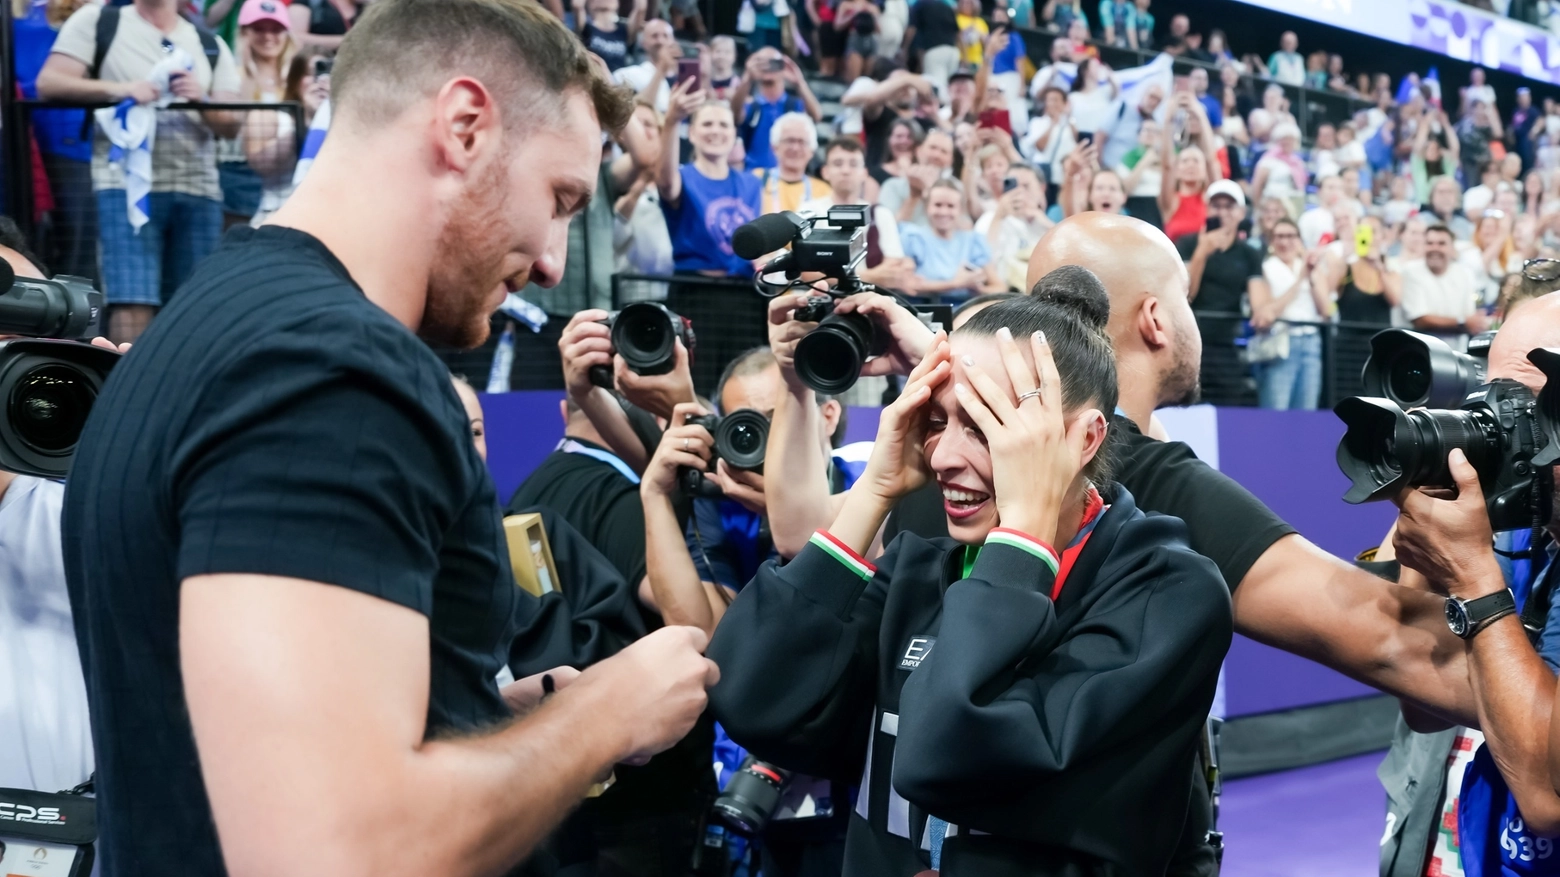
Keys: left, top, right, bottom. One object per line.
{"left": 10, "top": 363, "right": 95, "bottom": 454}
{"left": 613, "top": 303, "right": 683, "bottom": 376}
{"left": 714, "top": 409, "right": 770, "bottom": 471}
{"left": 1386, "top": 353, "right": 1430, "bottom": 408}
{"left": 795, "top": 311, "right": 878, "bottom": 395}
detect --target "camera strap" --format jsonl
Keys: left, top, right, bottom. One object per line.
{"left": 558, "top": 439, "right": 640, "bottom": 485}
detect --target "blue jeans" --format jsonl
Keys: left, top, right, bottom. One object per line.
{"left": 1256, "top": 331, "right": 1323, "bottom": 410}
{"left": 96, "top": 190, "right": 223, "bottom": 306}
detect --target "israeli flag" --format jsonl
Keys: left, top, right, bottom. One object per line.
{"left": 94, "top": 48, "right": 192, "bottom": 231}
{"left": 291, "top": 97, "right": 332, "bottom": 187}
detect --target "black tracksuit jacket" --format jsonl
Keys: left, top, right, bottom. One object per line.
{"left": 707, "top": 485, "right": 1232, "bottom": 877}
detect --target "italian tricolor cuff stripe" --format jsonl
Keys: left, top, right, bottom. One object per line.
{"left": 810, "top": 530, "right": 876, "bottom": 580}
{"left": 986, "top": 528, "right": 1060, "bottom": 575}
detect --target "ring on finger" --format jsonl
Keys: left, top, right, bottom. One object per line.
{"left": 1017, "top": 388, "right": 1043, "bottom": 404}
{"left": 682, "top": 438, "right": 690, "bottom": 450}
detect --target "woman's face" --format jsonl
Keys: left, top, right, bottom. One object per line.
{"left": 245, "top": 20, "right": 288, "bottom": 62}
{"left": 1044, "top": 90, "right": 1066, "bottom": 116}
{"left": 954, "top": 122, "right": 977, "bottom": 157}
{"left": 982, "top": 153, "right": 1010, "bottom": 188}
{"left": 1138, "top": 119, "right": 1160, "bottom": 146}
{"left": 1432, "top": 179, "right": 1460, "bottom": 215}
{"left": 1425, "top": 138, "right": 1443, "bottom": 162}
{"left": 1270, "top": 222, "right": 1300, "bottom": 259}
{"left": 1477, "top": 215, "right": 1502, "bottom": 246}
{"left": 1221, "top": 64, "right": 1239, "bottom": 87}
{"left": 1264, "top": 86, "right": 1284, "bottom": 111}
{"left": 927, "top": 334, "right": 1099, "bottom": 544}
{"left": 634, "top": 105, "right": 661, "bottom": 144}
{"left": 1089, "top": 171, "right": 1125, "bottom": 213}
{"left": 1315, "top": 125, "right": 1336, "bottom": 149}
{"left": 926, "top": 187, "right": 963, "bottom": 233}
{"left": 1176, "top": 149, "right": 1205, "bottom": 185}
{"left": 690, "top": 104, "right": 735, "bottom": 159}
{"left": 889, "top": 123, "right": 916, "bottom": 157}
{"left": 1401, "top": 220, "right": 1427, "bottom": 254}
{"left": 1279, "top": 134, "right": 1300, "bottom": 154}
{"left": 1260, "top": 198, "right": 1286, "bottom": 229}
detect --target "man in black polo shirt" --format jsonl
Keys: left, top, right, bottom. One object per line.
{"left": 1176, "top": 179, "right": 1264, "bottom": 407}
{"left": 61, "top": 3, "right": 717, "bottom": 875}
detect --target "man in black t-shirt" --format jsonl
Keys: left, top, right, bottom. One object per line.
{"left": 1176, "top": 180, "right": 1264, "bottom": 407}
{"left": 61, "top": 4, "right": 717, "bottom": 876}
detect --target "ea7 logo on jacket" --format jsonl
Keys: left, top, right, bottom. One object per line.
{"left": 0, "top": 801, "right": 65, "bottom": 825}
{"left": 898, "top": 636, "right": 936, "bottom": 670}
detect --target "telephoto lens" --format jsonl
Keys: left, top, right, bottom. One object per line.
{"left": 1360, "top": 328, "right": 1485, "bottom": 410}
{"left": 0, "top": 339, "right": 121, "bottom": 479}
{"left": 588, "top": 303, "right": 696, "bottom": 389}
{"left": 0, "top": 261, "right": 104, "bottom": 340}
{"left": 795, "top": 310, "right": 884, "bottom": 395}
{"left": 1334, "top": 378, "right": 1549, "bottom": 532}
{"left": 712, "top": 409, "right": 769, "bottom": 472}
{"left": 713, "top": 756, "right": 793, "bottom": 835}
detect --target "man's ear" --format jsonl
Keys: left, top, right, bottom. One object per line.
{"left": 559, "top": 399, "right": 570, "bottom": 428}
{"left": 1138, "top": 296, "right": 1170, "bottom": 352}
{"left": 820, "top": 398, "right": 843, "bottom": 440}
{"left": 431, "top": 77, "right": 501, "bottom": 175}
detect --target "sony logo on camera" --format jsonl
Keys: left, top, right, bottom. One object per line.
{"left": 0, "top": 800, "right": 66, "bottom": 825}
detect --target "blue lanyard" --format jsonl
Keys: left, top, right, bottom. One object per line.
{"left": 558, "top": 439, "right": 640, "bottom": 485}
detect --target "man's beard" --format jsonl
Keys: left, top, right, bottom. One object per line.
{"left": 423, "top": 163, "right": 511, "bottom": 349}
{"left": 1162, "top": 312, "right": 1203, "bottom": 407}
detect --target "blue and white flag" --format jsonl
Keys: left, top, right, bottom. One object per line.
{"left": 94, "top": 48, "right": 192, "bottom": 231}
{"left": 291, "top": 97, "right": 331, "bottom": 188}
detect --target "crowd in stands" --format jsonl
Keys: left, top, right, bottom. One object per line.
{"left": 8, "top": 0, "right": 1560, "bottom": 409}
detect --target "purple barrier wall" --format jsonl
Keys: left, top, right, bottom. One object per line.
{"left": 482, "top": 394, "right": 1399, "bottom": 718}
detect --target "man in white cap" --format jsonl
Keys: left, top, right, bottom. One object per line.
{"left": 1177, "top": 177, "right": 1264, "bottom": 406}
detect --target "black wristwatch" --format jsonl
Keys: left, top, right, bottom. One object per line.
{"left": 1445, "top": 589, "right": 1517, "bottom": 640}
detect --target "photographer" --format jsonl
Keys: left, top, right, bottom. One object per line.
{"left": 1379, "top": 290, "right": 1560, "bottom": 873}
{"left": 709, "top": 292, "right": 1232, "bottom": 875}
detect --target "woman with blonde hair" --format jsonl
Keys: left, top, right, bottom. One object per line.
{"left": 218, "top": 0, "right": 300, "bottom": 227}
{"left": 1462, "top": 211, "right": 1520, "bottom": 306}
{"left": 1159, "top": 91, "right": 1223, "bottom": 242}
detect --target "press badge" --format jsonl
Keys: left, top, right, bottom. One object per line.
{"left": 0, "top": 840, "right": 78, "bottom": 876}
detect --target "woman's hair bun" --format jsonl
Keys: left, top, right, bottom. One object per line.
{"left": 1029, "top": 265, "right": 1111, "bottom": 332}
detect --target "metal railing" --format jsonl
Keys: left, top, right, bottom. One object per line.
{"left": 1193, "top": 310, "right": 1401, "bottom": 409}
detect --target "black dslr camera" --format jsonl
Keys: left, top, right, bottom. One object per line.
{"left": 1335, "top": 329, "right": 1550, "bottom": 532}
{"left": 679, "top": 409, "right": 770, "bottom": 498}
{"left": 0, "top": 261, "right": 118, "bottom": 479}
{"left": 733, "top": 206, "right": 886, "bottom": 395}
{"left": 712, "top": 755, "right": 793, "bottom": 835}
{"left": 588, "top": 302, "right": 696, "bottom": 389}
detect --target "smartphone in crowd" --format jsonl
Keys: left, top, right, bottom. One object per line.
{"left": 977, "top": 107, "right": 1013, "bottom": 135}
{"left": 1205, "top": 215, "right": 1222, "bottom": 232}
{"left": 312, "top": 57, "right": 333, "bottom": 79}
{"left": 1002, "top": 176, "right": 1019, "bottom": 193}
{"left": 1076, "top": 131, "right": 1095, "bottom": 147}
{"left": 677, "top": 57, "right": 702, "bottom": 89}
{"left": 767, "top": 57, "right": 786, "bottom": 73}
{"left": 1355, "top": 222, "right": 1374, "bottom": 258}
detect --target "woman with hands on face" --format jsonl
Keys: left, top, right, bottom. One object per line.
{"left": 707, "top": 287, "right": 1233, "bottom": 877}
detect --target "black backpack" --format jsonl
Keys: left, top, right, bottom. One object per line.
{"left": 89, "top": 5, "right": 222, "bottom": 81}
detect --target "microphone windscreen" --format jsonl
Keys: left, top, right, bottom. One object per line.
{"left": 731, "top": 212, "right": 805, "bottom": 261}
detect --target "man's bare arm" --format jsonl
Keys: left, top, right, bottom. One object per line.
{"left": 1231, "top": 534, "right": 1478, "bottom": 726}
{"left": 182, "top": 573, "right": 714, "bottom": 877}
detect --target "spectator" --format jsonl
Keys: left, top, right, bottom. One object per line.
{"left": 1320, "top": 213, "right": 1400, "bottom": 393}
{"left": 1160, "top": 91, "right": 1220, "bottom": 242}
{"left": 1098, "top": 0, "right": 1139, "bottom": 48}
{"left": 1458, "top": 100, "right": 1504, "bottom": 189}
{"left": 1334, "top": 122, "right": 1367, "bottom": 171}
{"left": 976, "top": 163, "right": 1052, "bottom": 285}
{"left": 1309, "top": 122, "right": 1340, "bottom": 178}
{"left": 613, "top": 18, "right": 678, "bottom": 112}
{"left": 1022, "top": 86, "right": 1075, "bottom": 205}
{"left": 731, "top": 47, "right": 822, "bottom": 171}
{"left": 1383, "top": 173, "right": 1420, "bottom": 227}
{"left": 757, "top": 112, "right": 833, "bottom": 214}
{"left": 1251, "top": 122, "right": 1308, "bottom": 213}
{"left": 1062, "top": 16, "right": 1097, "bottom": 60}
{"left": 941, "top": 68, "right": 978, "bottom": 126}
{"left": 1069, "top": 57, "right": 1120, "bottom": 142}
{"left": 954, "top": 0, "right": 987, "bottom": 66}
{"left": 1188, "top": 66, "right": 1221, "bottom": 129}
{"left": 963, "top": 142, "right": 1010, "bottom": 220}
{"left": 1132, "top": 0, "right": 1154, "bottom": 49}
{"left": 1041, "top": 0, "right": 1086, "bottom": 33}
{"left": 1411, "top": 107, "right": 1459, "bottom": 202}
{"left": 611, "top": 104, "right": 675, "bottom": 280}
{"left": 571, "top": 0, "right": 646, "bottom": 72}
{"left": 707, "top": 35, "right": 740, "bottom": 101}
{"left": 658, "top": 82, "right": 762, "bottom": 277}
{"left": 1161, "top": 12, "right": 1191, "bottom": 54}
{"left": 1206, "top": 28, "right": 1238, "bottom": 69}
{"left": 983, "top": 13, "right": 1029, "bottom": 134}
{"left": 813, "top": 0, "right": 844, "bottom": 79}
{"left": 1463, "top": 159, "right": 1502, "bottom": 217}
{"left": 13, "top": 0, "right": 96, "bottom": 280}
{"left": 1391, "top": 214, "right": 1429, "bottom": 268}
{"left": 1179, "top": 179, "right": 1263, "bottom": 406}
{"left": 1249, "top": 194, "right": 1293, "bottom": 254}
{"left": 220, "top": 0, "right": 298, "bottom": 228}
{"left": 243, "top": 48, "right": 329, "bottom": 226}
{"left": 836, "top": 0, "right": 881, "bottom": 83}
{"left": 1117, "top": 117, "right": 1163, "bottom": 228}
{"left": 1460, "top": 66, "right": 1496, "bottom": 120}
{"left": 1250, "top": 217, "right": 1329, "bottom": 410}
{"left": 288, "top": 0, "right": 363, "bottom": 50}
{"left": 1298, "top": 173, "right": 1346, "bottom": 249}
{"left": 1511, "top": 86, "right": 1538, "bottom": 170}
{"left": 873, "top": 115, "right": 925, "bottom": 183}
{"left": 1302, "top": 50, "right": 1327, "bottom": 91}
{"left": 1059, "top": 144, "right": 1126, "bottom": 217}
{"left": 1267, "top": 31, "right": 1305, "bottom": 86}
{"left": 900, "top": 178, "right": 1003, "bottom": 299}
{"left": 740, "top": 0, "right": 789, "bottom": 52}
{"left": 903, "top": 0, "right": 961, "bottom": 95}
{"left": 1400, "top": 224, "right": 1490, "bottom": 343}
{"left": 800, "top": 137, "right": 913, "bottom": 289}
{"left": 846, "top": 67, "right": 937, "bottom": 169}
{"left": 880, "top": 127, "right": 955, "bottom": 227}
{"left": 37, "top": 0, "right": 243, "bottom": 344}
{"left": 1100, "top": 82, "right": 1162, "bottom": 171}
{"left": 1463, "top": 210, "right": 1520, "bottom": 306}
{"left": 1326, "top": 53, "right": 1351, "bottom": 94}
{"left": 1425, "top": 175, "right": 1473, "bottom": 240}
{"left": 1246, "top": 83, "right": 1296, "bottom": 153}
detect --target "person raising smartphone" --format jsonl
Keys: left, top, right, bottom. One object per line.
{"left": 707, "top": 283, "right": 1232, "bottom": 876}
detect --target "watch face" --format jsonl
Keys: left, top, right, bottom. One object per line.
{"left": 1447, "top": 599, "right": 1471, "bottom": 637}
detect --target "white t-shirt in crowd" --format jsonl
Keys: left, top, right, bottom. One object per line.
{"left": 1068, "top": 89, "right": 1119, "bottom": 136}
{"left": 1261, "top": 254, "right": 1325, "bottom": 329}
{"left": 1297, "top": 205, "right": 1337, "bottom": 249}
{"left": 836, "top": 76, "right": 876, "bottom": 138}
{"left": 1400, "top": 258, "right": 1480, "bottom": 330}
{"left": 0, "top": 476, "right": 94, "bottom": 795}
{"left": 1022, "top": 114, "right": 1076, "bottom": 185}
{"left": 797, "top": 197, "right": 905, "bottom": 259}
{"left": 974, "top": 210, "right": 1051, "bottom": 272}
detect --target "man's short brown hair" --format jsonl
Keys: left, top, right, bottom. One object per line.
{"left": 331, "top": 0, "right": 633, "bottom": 136}
{"left": 822, "top": 136, "right": 863, "bottom": 161}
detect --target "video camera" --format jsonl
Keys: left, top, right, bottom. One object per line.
{"left": 733, "top": 207, "right": 885, "bottom": 395}
{"left": 587, "top": 302, "right": 697, "bottom": 390}
{"left": 0, "top": 261, "right": 118, "bottom": 479}
{"left": 679, "top": 409, "right": 770, "bottom": 499}
{"left": 1334, "top": 329, "right": 1555, "bottom": 532}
